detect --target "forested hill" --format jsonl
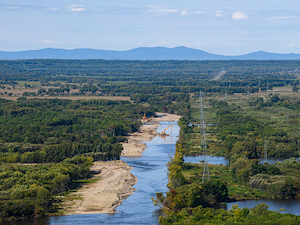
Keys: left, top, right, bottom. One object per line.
{"left": 1, "top": 47, "right": 300, "bottom": 60}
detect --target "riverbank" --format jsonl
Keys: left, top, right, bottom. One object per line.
{"left": 60, "top": 113, "right": 181, "bottom": 216}
{"left": 122, "top": 113, "right": 181, "bottom": 157}
{"left": 60, "top": 160, "right": 137, "bottom": 215}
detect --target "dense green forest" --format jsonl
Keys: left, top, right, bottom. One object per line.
{"left": 0, "top": 156, "right": 93, "bottom": 220}
{"left": 0, "top": 60, "right": 298, "bottom": 82}
{"left": 159, "top": 203, "right": 300, "bottom": 224}
{"left": 0, "top": 60, "right": 300, "bottom": 96}
{"left": 0, "top": 98, "right": 155, "bottom": 163}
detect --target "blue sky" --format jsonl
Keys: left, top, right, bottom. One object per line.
{"left": 1, "top": 0, "right": 300, "bottom": 55}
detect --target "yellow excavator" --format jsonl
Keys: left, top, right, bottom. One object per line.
{"left": 143, "top": 113, "right": 147, "bottom": 120}
{"left": 142, "top": 113, "right": 149, "bottom": 122}
{"left": 159, "top": 124, "right": 173, "bottom": 136}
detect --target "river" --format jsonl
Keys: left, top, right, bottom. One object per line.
{"left": 2, "top": 121, "right": 299, "bottom": 225}
{"left": 2, "top": 122, "right": 179, "bottom": 225}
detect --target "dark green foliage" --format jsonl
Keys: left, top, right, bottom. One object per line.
{"left": 154, "top": 142, "right": 229, "bottom": 212}
{"left": 215, "top": 101, "right": 299, "bottom": 159}
{"left": 0, "top": 156, "right": 93, "bottom": 221}
{"left": 131, "top": 93, "right": 191, "bottom": 118}
{"left": 0, "top": 98, "right": 154, "bottom": 163}
{"left": 159, "top": 204, "right": 300, "bottom": 224}
{"left": 0, "top": 60, "right": 298, "bottom": 96}
{"left": 252, "top": 162, "right": 281, "bottom": 175}
{"left": 202, "top": 180, "right": 228, "bottom": 203}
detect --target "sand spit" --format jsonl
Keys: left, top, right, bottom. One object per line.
{"left": 122, "top": 113, "right": 181, "bottom": 157}
{"left": 61, "top": 160, "right": 137, "bottom": 215}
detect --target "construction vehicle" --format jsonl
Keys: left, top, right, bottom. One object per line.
{"left": 142, "top": 113, "right": 149, "bottom": 122}
{"left": 159, "top": 124, "right": 173, "bottom": 136}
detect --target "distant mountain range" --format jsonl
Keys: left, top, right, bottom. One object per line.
{"left": 1, "top": 46, "right": 300, "bottom": 60}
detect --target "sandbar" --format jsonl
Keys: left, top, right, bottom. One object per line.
{"left": 122, "top": 113, "right": 181, "bottom": 157}
{"left": 61, "top": 160, "right": 137, "bottom": 215}
{"left": 60, "top": 112, "right": 181, "bottom": 215}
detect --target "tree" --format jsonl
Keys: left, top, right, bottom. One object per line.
{"left": 292, "top": 86, "right": 299, "bottom": 92}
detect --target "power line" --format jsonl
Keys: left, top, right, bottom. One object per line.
{"left": 247, "top": 84, "right": 250, "bottom": 99}
{"left": 199, "top": 91, "right": 210, "bottom": 182}
{"left": 264, "top": 140, "right": 269, "bottom": 163}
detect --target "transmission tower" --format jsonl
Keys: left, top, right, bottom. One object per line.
{"left": 199, "top": 91, "right": 210, "bottom": 182}
{"left": 284, "top": 79, "right": 286, "bottom": 91}
{"left": 264, "top": 140, "right": 269, "bottom": 163}
{"left": 247, "top": 85, "right": 250, "bottom": 99}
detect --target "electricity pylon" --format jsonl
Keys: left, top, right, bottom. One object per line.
{"left": 199, "top": 91, "right": 210, "bottom": 182}
{"left": 264, "top": 140, "right": 269, "bottom": 163}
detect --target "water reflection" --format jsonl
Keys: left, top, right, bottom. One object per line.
{"left": 259, "top": 157, "right": 300, "bottom": 164}
{"left": 184, "top": 155, "right": 229, "bottom": 165}
{"left": 225, "top": 199, "right": 300, "bottom": 215}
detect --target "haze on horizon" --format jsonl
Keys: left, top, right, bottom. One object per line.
{"left": 1, "top": 0, "right": 300, "bottom": 55}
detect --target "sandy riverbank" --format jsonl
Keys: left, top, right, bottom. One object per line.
{"left": 122, "top": 113, "right": 181, "bottom": 157}
{"left": 61, "top": 113, "right": 181, "bottom": 215}
{"left": 61, "top": 160, "right": 137, "bottom": 215}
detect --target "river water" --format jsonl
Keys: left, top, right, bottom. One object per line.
{"left": 3, "top": 122, "right": 179, "bottom": 225}
{"left": 2, "top": 121, "right": 299, "bottom": 225}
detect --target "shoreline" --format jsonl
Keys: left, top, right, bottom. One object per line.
{"left": 60, "top": 160, "right": 137, "bottom": 215}
{"left": 122, "top": 113, "right": 181, "bottom": 157}
{"left": 60, "top": 112, "right": 181, "bottom": 216}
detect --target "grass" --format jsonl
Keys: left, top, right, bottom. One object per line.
{"left": 53, "top": 177, "right": 102, "bottom": 215}
{"left": 17, "top": 81, "right": 41, "bottom": 86}
{"left": 54, "top": 177, "right": 101, "bottom": 198}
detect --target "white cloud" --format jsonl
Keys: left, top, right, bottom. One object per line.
{"left": 288, "top": 42, "right": 300, "bottom": 48}
{"left": 165, "top": 9, "right": 179, "bottom": 13}
{"left": 159, "top": 41, "right": 167, "bottom": 45}
{"left": 43, "top": 40, "right": 54, "bottom": 44}
{"left": 266, "top": 16, "right": 300, "bottom": 20}
{"left": 195, "top": 10, "right": 222, "bottom": 17}
{"left": 0, "top": 3, "right": 39, "bottom": 11}
{"left": 4, "top": 6, "right": 21, "bottom": 10}
{"left": 49, "top": 8, "right": 60, "bottom": 12}
{"left": 232, "top": 11, "right": 247, "bottom": 20}
{"left": 147, "top": 6, "right": 179, "bottom": 15}
{"left": 180, "top": 10, "right": 188, "bottom": 16}
{"left": 68, "top": 4, "right": 86, "bottom": 12}
{"left": 70, "top": 8, "right": 86, "bottom": 12}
